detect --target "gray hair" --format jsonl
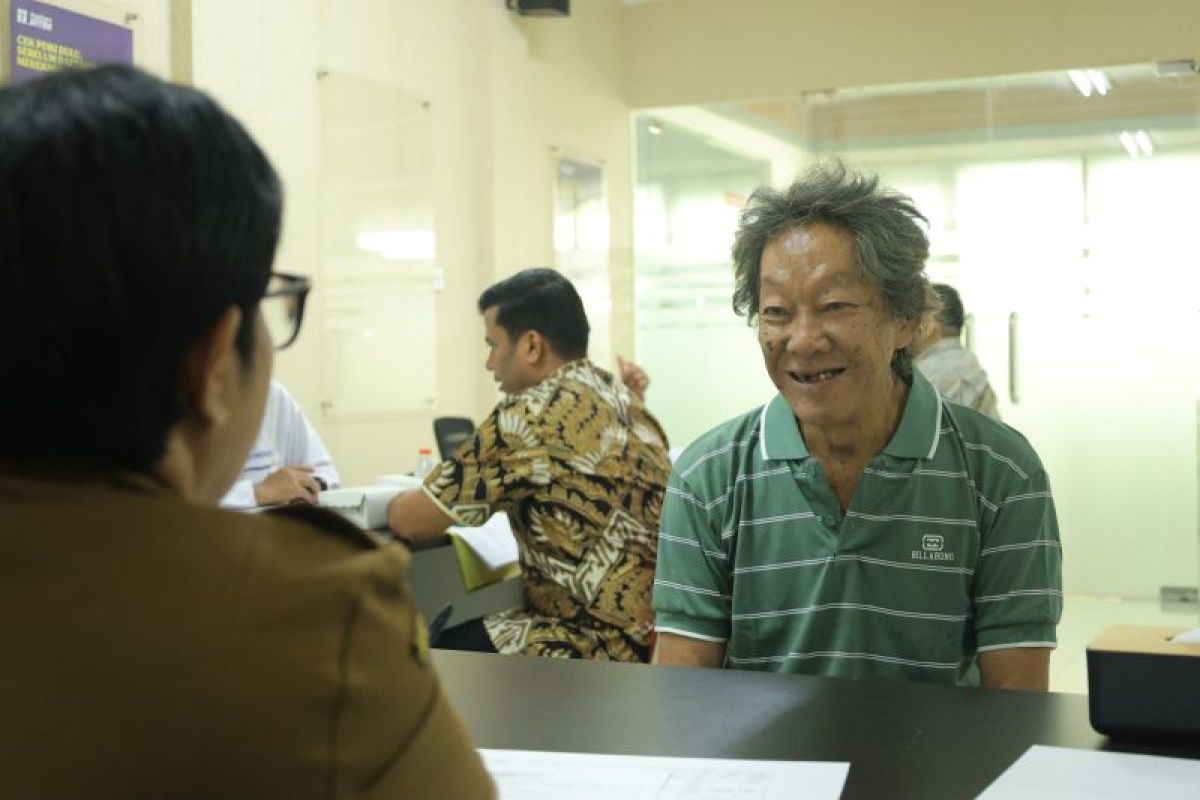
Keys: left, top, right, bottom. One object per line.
{"left": 732, "top": 161, "right": 935, "bottom": 378}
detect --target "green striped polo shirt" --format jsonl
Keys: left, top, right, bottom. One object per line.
{"left": 652, "top": 370, "right": 1062, "bottom": 685}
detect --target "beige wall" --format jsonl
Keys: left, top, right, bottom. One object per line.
{"left": 184, "top": 0, "right": 633, "bottom": 484}
{"left": 513, "top": 2, "right": 635, "bottom": 360}
{"left": 623, "top": 0, "right": 1200, "bottom": 107}
{"left": 1, "top": 1, "right": 7, "bottom": 78}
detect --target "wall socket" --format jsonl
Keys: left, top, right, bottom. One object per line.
{"left": 1160, "top": 586, "right": 1199, "bottom": 604}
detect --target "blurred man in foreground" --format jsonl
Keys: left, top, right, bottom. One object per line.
{"left": 0, "top": 65, "right": 491, "bottom": 798}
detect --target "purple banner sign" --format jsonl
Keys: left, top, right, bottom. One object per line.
{"left": 9, "top": 0, "right": 133, "bottom": 81}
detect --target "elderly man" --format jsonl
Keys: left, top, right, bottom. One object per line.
{"left": 914, "top": 283, "right": 1001, "bottom": 419}
{"left": 652, "top": 164, "right": 1062, "bottom": 690}
{"left": 0, "top": 65, "right": 491, "bottom": 797}
{"left": 389, "top": 268, "right": 671, "bottom": 661}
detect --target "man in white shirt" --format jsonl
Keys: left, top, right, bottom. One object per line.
{"left": 221, "top": 380, "right": 340, "bottom": 508}
{"left": 914, "top": 283, "right": 1001, "bottom": 420}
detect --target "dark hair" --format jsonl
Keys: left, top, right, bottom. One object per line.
{"left": 732, "top": 161, "right": 934, "bottom": 378}
{"left": 0, "top": 65, "right": 282, "bottom": 470}
{"left": 477, "top": 268, "right": 589, "bottom": 360}
{"left": 930, "top": 283, "right": 964, "bottom": 337}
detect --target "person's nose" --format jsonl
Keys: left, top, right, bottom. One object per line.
{"left": 783, "top": 310, "right": 830, "bottom": 357}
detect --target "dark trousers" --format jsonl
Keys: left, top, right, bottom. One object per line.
{"left": 433, "top": 617, "right": 498, "bottom": 653}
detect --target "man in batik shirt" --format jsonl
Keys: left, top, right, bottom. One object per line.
{"left": 388, "top": 268, "right": 671, "bottom": 662}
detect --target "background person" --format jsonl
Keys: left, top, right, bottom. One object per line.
{"left": 913, "top": 282, "right": 1001, "bottom": 419}
{"left": 389, "top": 268, "right": 672, "bottom": 662}
{"left": 221, "top": 379, "right": 341, "bottom": 508}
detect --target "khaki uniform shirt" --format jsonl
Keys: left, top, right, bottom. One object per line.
{"left": 0, "top": 470, "right": 493, "bottom": 799}
{"left": 424, "top": 360, "right": 671, "bottom": 661}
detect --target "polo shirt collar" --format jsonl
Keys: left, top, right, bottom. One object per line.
{"left": 758, "top": 369, "right": 944, "bottom": 463}
{"left": 759, "top": 393, "right": 810, "bottom": 461}
{"left": 882, "top": 370, "right": 943, "bottom": 459}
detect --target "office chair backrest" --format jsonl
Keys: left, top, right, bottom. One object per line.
{"left": 433, "top": 416, "right": 475, "bottom": 461}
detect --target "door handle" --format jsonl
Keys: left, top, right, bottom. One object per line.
{"left": 1008, "top": 312, "right": 1019, "bottom": 405}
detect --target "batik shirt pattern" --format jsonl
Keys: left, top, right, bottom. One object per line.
{"left": 423, "top": 360, "right": 671, "bottom": 661}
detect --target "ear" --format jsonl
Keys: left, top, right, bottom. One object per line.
{"left": 520, "top": 330, "right": 547, "bottom": 366}
{"left": 895, "top": 314, "right": 920, "bottom": 352}
{"left": 911, "top": 313, "right": 934, "bottom": 348}
{"left": 179, "top": 305, "right": 245, "bottom": 428}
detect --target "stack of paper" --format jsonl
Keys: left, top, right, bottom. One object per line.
{"left": 978, "top": 745, "right": 1200, "bottom": 798}
{"left": 448, "top": 513, "right": 520, "bottom": 591}
{"left": 375, "top": 474, "right": 425, "bottom": 491}
{"left": 317, "top": 486, "right": 399, "bottom": 529}
{"left": 449, "top": 513, "right": 519, "bottom": 570}
{"left": 1171, "top": 627, "right": 1200, "bottom": 644}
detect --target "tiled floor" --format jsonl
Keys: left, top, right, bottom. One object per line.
{"left": 1049, "top": 595, "right": 1200, "bottom": 694}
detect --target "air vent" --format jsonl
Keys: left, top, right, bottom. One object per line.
{"left": 1155, "top": 59, "right": 1198, "bottom": 77}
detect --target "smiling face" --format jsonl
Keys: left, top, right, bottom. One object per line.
{"left": 757, "top": 222, "right": 917, "bottom": 435}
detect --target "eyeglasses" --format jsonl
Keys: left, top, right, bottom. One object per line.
{"left": 262, "top": 271, "right": 311, "bottom": 351}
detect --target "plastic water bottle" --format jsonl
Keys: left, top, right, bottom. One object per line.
{"left": 415, "top": 447, "right": 435, "bottom": 479}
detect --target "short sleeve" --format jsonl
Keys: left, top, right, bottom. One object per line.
{"left": 652, "top": 472, "right": 733, "bottom": 643}
{"left": 972, "top": 469, "right": 1063, "bottom": 651}
{"left": 278, "top": 388, "right": 341, "bottom": 489}
{"left": 421, "top": 405, "right": 548, "bottom": 527}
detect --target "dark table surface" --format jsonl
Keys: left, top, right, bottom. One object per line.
{"left": 433, "top": 650, "right": 1200, "bottom": 799}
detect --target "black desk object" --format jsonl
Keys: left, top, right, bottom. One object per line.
{"left": 1087, "top": 625, "right": 1200, "bottom": 741}
{"left": 433, "top": 416, "right": 475, "bottom": 461}
{"left": 433, "top": 651, "right": 1200, "bottom": 799}
{"left": 404, "top": 535, "right": 522, "bottom": 630}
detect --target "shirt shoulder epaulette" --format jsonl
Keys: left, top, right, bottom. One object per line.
{"left": 263, "top": 503, "right": 389, "bottom": 550}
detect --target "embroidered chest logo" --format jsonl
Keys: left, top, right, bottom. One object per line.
{"left": 912, "top": 533, "right": 955, "bottom": 563}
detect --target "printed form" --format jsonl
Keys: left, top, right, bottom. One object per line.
{"left": 978, "top": 745, "right": 1200, "bottom": 798}
{"left": 478, "top": 749, "right": 849, "bottom": 800}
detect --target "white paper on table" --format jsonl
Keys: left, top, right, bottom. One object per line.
{"left": 375, "top": 474, "right": 424, "bottom": 491}
{"left": 978, "top": 745, "right": 1200, "bottom": 799}
{"left": 448, "top": 513, "right": 519, "bottom": 570}
{"left": 1171, "top": 627, "right": 1200, "bottom": 644}
{"left": 317, "top": 486, "right": 399, "bottom": 529}
{"left": 477, "top": 749, "right": 849, "bottom": 800}
{"left": 379, "top": 472, "right": 432, "bottom": 491}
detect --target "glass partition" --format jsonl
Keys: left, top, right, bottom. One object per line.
{"left": 635, "top": 63, "right": 1200, "bottom": 601}
{"left": 318, "top": 71, "right": 437, "bottom": 419}
{"left": 555, "top": 155, "right": 613, "bottom": 368}
{"left": 634, "top": 116, "right": 776, "bottom": 447}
